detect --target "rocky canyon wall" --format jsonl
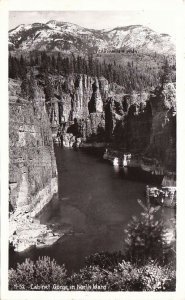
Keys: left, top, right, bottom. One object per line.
{"left": 9, "top": 78, "right": 59, "bottom": 251}
{"left": 45, "top": 74, "right": 123, "bottom": 140}
{"left": 145, "top": 83, "right": 176, "bottom": 172}
{"left": 9, "top": 79, "right": 58, "bottom": 211}
{"left": 45, "top": 73, "right": 176, "bottom": 184}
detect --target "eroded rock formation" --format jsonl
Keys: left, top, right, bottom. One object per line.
{"left": 9, "top": 79, "right": 57, "bottom": 210}
{"left": 9, "top": 79, "right": 59, "bottom": 251}
{"left": 145, "top": 83, "right": 176, "bottom": 173}
{"left": 41, "top": 73, "right": 176, "bottom": 185}
{"left": 44, "top": 74, "right": 123, "bottom": 142}
{"left": 102, "top": 83, "right": 176, "bottom": 186}
{"left": 48, "top": 74, "right": 176, "bottom": 184}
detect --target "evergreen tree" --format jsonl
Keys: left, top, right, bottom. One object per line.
{"left": 29, "top": 69, "right": 36, "bottom": 100}
{"left": 160, "top": 59, "right": 172, "bottom": 86}
{"left": 30, "top": 56, "right": 35, "bottom": 67}
{"left": 51, "top": 55, "right": 56, "bottom": 73}
{"left": 9, "top": 56, "right": 19, "bottom": 79}
{"left": 21, "top": 76, "right": 30, "bottom": 98}
{"left": 19, "top": 55, "right": 27, "bottom": 79}
{"left": 44, "top": 72, "right": 54, "bottom": 102}
{"left": 57, "top": 52, "right": 62, "bottom": 73}
{"left": 40, "top": 51, "right": 49, "bottom": 73}
{"left": 124, "top": 194, "right": 175, "bottom": 265}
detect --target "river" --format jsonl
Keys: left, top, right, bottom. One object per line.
{"left": 9, "top": 146, "right": 175, "bottom": 273}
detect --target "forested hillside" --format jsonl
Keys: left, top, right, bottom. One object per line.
{"left": 9, "top": 51, "right": 175, "bottom": 94}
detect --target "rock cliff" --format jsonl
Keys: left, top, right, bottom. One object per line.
{"left": 9, "top": 79, "right": 59, "bottom": 251}
{"left": 9, "top": 79, "right": 57, "bottom": 210}
{"left": 103, "top": 83, "right": 176, "bottom": 185}
{"left": 45, "top": 74, "right": 176, "bottom": 185}
{"left": 45, "top": 74, "right": 123, "bottom": 141}
{"left": 145, "top": 83, "right": 176, "bottom": 172}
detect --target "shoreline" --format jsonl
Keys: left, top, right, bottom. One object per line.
{"left": 9, "top": 177, "right": 63, "bottom": 253}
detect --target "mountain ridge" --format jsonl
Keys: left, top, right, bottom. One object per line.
{"left": 9, "top": 20, "right": 175, "bottom": 55}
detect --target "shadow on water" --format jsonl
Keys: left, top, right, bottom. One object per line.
{"left": 9, "top": 145, "right": 171, "bottom": 274}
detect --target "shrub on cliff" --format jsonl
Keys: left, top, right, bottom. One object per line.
{"left": 9, "top": 256, "right": 67, "bottom": 290}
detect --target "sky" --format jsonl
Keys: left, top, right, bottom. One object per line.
{"left": 9, "top": 11, "right": 177, "bottom": 38}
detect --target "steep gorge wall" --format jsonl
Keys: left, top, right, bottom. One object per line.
{"left": 106, "top": 83, "right": 176, "bottom": 184}
{"left": 29, "top": 72, "right": 176, "bottom": 184}
{"left": 46, "top": 74, "right": 123, "bottom": 140}
{"left": 47, "top": 74, "right": 153, "bottom": 152}
{"left": 9, "top": 79, "right": 57, "bottom": 212}
{"left": 45, "top": 74, "right": 176, "bottom": 183}
{"left": 109, "top": 92, "right": 152, "bottom": 152}
{"left": 143, "top": 83, "right": 176, "bottom": 185}
{"left": 49, "top": 74, "right": 106, "bottom": 123}
{"left": 145, "top": 83, "right": 176, "bottom": 172}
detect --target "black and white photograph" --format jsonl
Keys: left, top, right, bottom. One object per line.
{"left": 1, "top": 0, "right": 185, "bottom": 299}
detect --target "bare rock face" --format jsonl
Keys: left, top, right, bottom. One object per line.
{"left": 47, "top": 74, "right": 105, "bottom": 127}
{"left": 9, "top": 79, "right": 57, "bottom": 211}
{"left": 44, "top": 73, "right": 176, "bottom": 184}
{"left": 9, "top": 79, "right": 59, "bottom": 251}
{"left": 100, "top": 82, "right": 176, "bottom": 185}
{"left": 62, "top": 133, "right": 76, "bottom": 148}
{"left": 147, "top": 186, "right": 176, "bottom": 208}
{"left": 88, "top": 78, "right": 104, "bottom": 113}
{"left": 83, "top": 113, "right": 105, "bottom": 140}
{"left": 104, "top": 91, "right": 152, "bottom": 151}
{"left": 47, "top": 74, "right": 107, "bottom": 141}
{"left": 46, "top": 98, "right": 61, "bottom": 127}
{"left": 144, "top": 83, "right": 176, "bottom": 176}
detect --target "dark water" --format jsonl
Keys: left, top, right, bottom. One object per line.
{"left": 10, "top": 146, "right": 174, "bottom": 273}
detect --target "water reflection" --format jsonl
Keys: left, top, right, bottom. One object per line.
{"left": 113, "top": 164, "right": 120, "bottom": 173}
{"left": 123, "top": 167, "right": 128, "bottom": 176}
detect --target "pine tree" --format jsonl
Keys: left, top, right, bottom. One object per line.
{"left": 9, "top": 55, "right": 14, "bottom": 78}
{"left": 40, "top": 51, "right": 49, "bottom": 73}
{"left": 124, "top": 194, "right": 175, "bottom": 265}
{"left": 29, "top": 69, "right": 36, "bottom": 100}
{"left": 35, "top": 56, "right": 39, "bottom": 66}
{"left": 57, "top": 52, "right": 62, "bottom": 73}
{"left": 30, "top": 56, "right": 35, "bottom": 67}
{"left": 9, "top": 56, "right": 19, "bottom": 79}
{"left": 19, "top": 55, "right": 27, "bottom": 79}
{"left": 160, "top": 59, "right": 172, "bottom": 87}
{"left": 21, "top": 76, "right": 30, "bottom": 98}
{"left": 51, "top": 55, "right": 56, "bottom": 73}
{"left": 44, "top": 72, "right": 54, "bottom": 102}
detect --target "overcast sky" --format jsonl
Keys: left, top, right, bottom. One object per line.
{"left": 9, "top": 11, "right": 177, "bottom": 38}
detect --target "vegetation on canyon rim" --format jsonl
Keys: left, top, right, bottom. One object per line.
{"left": 9, "top": 51, "right": 175, "bottom": 96}
{"left": 9, "top": 199, "right": 176, "bottom": 291}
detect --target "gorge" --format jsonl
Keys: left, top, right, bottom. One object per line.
{"left": 9, "top": 71, "right": 176, "bottom": 265}
{"left": 43, "top": 72, "right": 176, "bottom": 186}
{"left": 8, "top": 20, "right": 176, "bottom": 279}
